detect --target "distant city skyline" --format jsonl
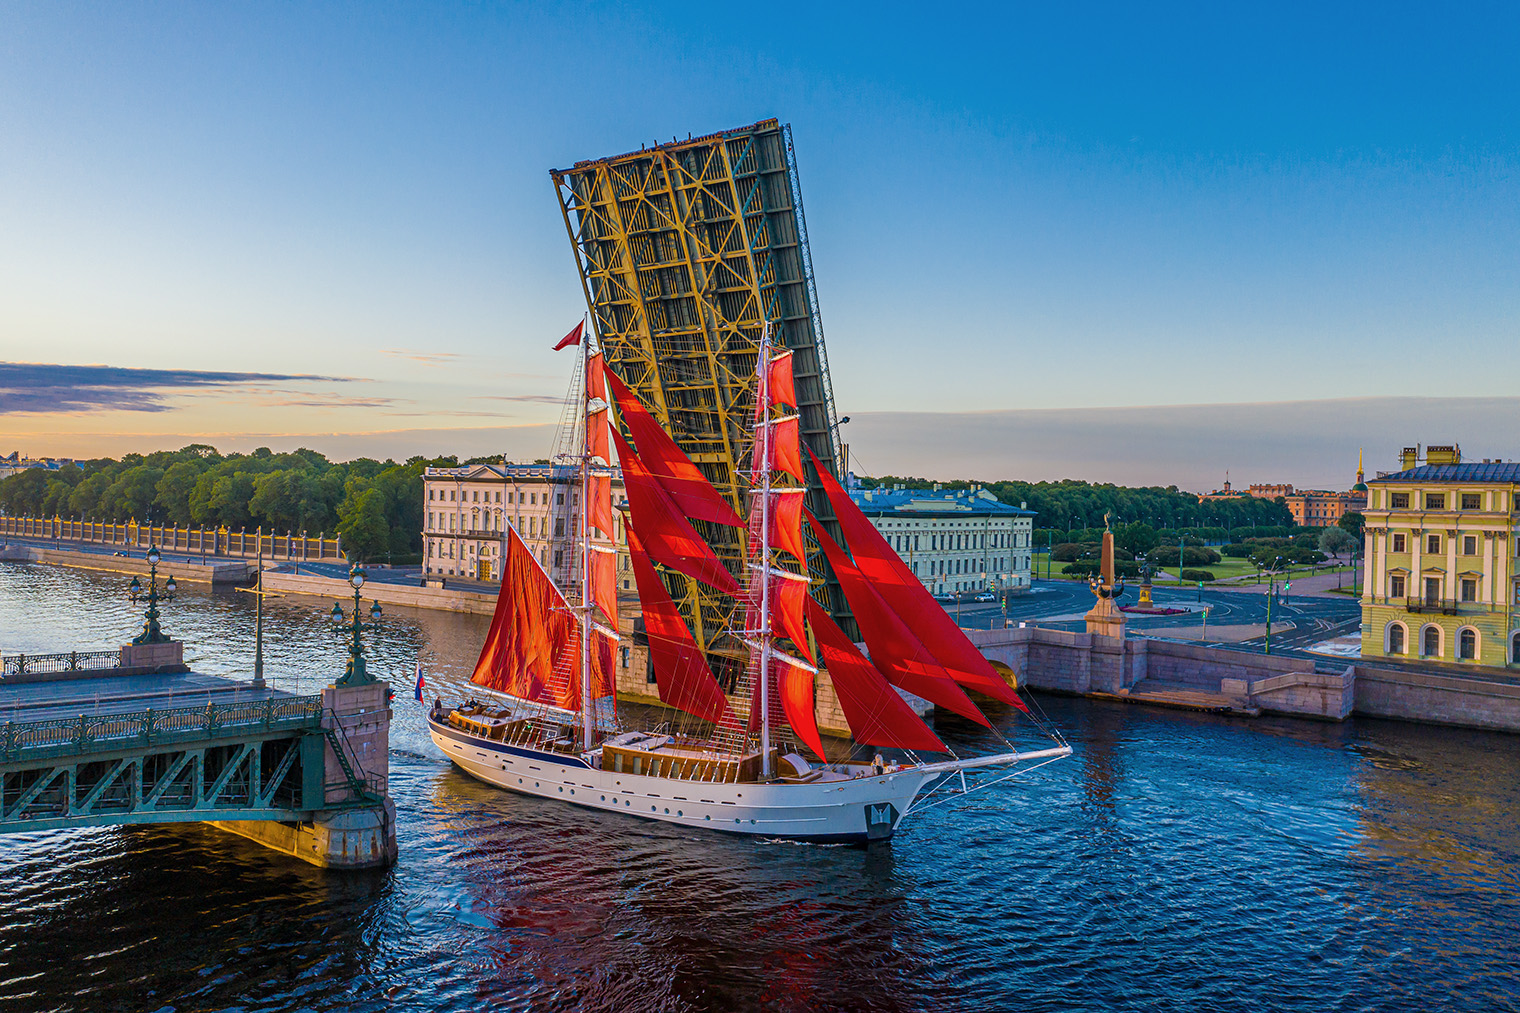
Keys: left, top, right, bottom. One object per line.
{"left": 2, "top": 5, "right": 1516, "bottom": 488}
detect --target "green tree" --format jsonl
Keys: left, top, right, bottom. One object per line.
{"left": 337, "top": 486, "right": 390, "bottom": 562}
{"left": 1116, "top": 522, "right": 1158, "bottom": 557}
{"left": 1338, "top": 510, "right": 1364, "bottom": 543}
{"left": 1318, "top": 526, "right": 1357, "bottom": 559}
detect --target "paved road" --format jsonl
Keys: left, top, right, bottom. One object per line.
{"left": 950, "top": 578, "right": 1362, "bottom": 661}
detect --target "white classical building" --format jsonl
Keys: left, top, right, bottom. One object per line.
{"left": 422, "top": 463, "right": 628, "bottom": 585}
{"left": 847, "top": 480, "right": 1036, "bottom": 595}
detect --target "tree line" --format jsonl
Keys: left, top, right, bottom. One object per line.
{"left": 855, "top": 475, "right": 1295, "bottom": 537}
{"left": 0, "top": 445, "right": 492, "bottom": 563}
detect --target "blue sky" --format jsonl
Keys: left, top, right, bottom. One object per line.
{"left": 2, "top": 2, "right": 1516, "bottom": 487}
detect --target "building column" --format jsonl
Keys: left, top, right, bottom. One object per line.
{"left": 1410, "top": 527, "right": 1422, "bottom": 599}
{"left": 1483, "top": 532, "right": 1495, "bottom": 603}
{"left": 1368, "top": 527, "right": 1382, "bottom": 598}
{"left": 1447, "top": 528, "right": 1459, "bottom": 599}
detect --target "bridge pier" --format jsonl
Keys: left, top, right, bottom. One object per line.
{"left": 212, "top": 679, "right": 397, "bottom": 870}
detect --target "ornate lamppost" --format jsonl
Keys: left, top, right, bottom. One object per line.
{"left": 127, "top": 545, "right": 177, "bottom": 644}
{"left": 331, "top": 563, "right": 382, "bottom": 686}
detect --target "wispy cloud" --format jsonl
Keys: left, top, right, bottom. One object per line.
{"left": 0, "top": 362, "right": 353, "bottom": 415}
{"left": 470, "top": 394, "right": 567, "bottom": 405}
{"left": 381, "top": 349, "right": 462, "bottom": 367}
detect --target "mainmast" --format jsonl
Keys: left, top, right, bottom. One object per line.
{"left": 758, "top": 326, "right": 773, "bottom": 778}
{"left": 580, "top": 314, "right": 594, "bottom": 750}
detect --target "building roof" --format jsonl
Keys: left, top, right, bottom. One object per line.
{"left": 848, "top": 486, "right": 1035, "bottom": 518}
{"left": 1369, "top": 462, "right": 1520, "bottom": 485}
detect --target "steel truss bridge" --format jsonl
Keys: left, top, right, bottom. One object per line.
{"left": 0, "top": 688, "right": 379, "bottom": 835}
{"left": 552, "top": 118, "right": 852, "bottom": 648}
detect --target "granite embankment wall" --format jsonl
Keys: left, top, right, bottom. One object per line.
{"left": 1348, "top": 663, "right": 1520, "bottom": 733}
{"left": 259, "top": 571, "right": 499, "bottom": 615}
{"left": 967, "top": 625, "right": 1354, "bottom": 721}
{"left": 0, "top": 544, "right": 256, "bottom": 583}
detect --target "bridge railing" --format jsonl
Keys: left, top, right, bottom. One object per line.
{"left": 1, "top": 651, "right": 120, "bottom": 678}
{"left": 0, "top": 695, "right": 325, "bottom": 762}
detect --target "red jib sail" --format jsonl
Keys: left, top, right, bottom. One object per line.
{"left": 806, "top": 447, "right": 1026, "bottom": 710}
{"left": 471, "top": 528, "right": 611, "bottom": 709}
{"left": 808, "top": 511, "right": 989, "bottom": 726}
{"left": 614, "top": 428, "right": 739, "bottom": 595}
{"left": 606, "top": 369, "right": 743, "bottom": 527}
{"left": 626, "top": 525, "right": 732, "bottom": 725}
{"left": 806, "top": 598, "right": 947, "bottom": 753}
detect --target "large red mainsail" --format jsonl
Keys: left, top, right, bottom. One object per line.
{"left": 626, "top": 525, "right": 732, "bottom": 725}
{"left": 606, "top": 369, "right": 743, "bottom": 528}
{"left": 807, "top": 513, "right": 990, "bottom": 725}
{"left": 806, "top": 447, "right": 1025, "bottom": 710}
{"left": 806, "top": 598, "right": 947, "bottom": 753}
{"left": 472, "top": 528, "right": 612, "bottom": 710}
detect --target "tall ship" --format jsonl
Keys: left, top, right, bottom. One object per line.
{"left": 427, "top": 324, "right": 1070, "bottom": 842}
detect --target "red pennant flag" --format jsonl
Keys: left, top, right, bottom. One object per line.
{"left": 553, "top": 320, "right": 584, "bottom": 351}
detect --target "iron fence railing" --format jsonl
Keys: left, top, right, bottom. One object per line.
{"left": 1, "top": 651, "right": 120, "bottom": 678}
{"left": 1405, "top": 597, "right": 1461, "bottom": 615}
{"left": 0, "top": 695, "right": 325, "bottom": 762}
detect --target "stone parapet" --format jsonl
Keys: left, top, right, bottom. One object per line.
{"left": 1350, "top": 663, "right": 1520, "bottom": 733}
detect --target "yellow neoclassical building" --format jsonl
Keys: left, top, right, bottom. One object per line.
{"left": 1361, "top": 445, "right": 1520, "bottom": 667}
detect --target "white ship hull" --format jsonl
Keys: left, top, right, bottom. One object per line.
{"left": 428, "top": 715, "right": 947, "bottom": 843}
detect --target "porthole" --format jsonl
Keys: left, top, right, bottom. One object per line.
{"left": 518, "top": 778, "right": 523, "bottom": 784}
{"left": 600, "top": 795, "right": 606, "bottom": 801}
{"left": 663, "top": 808, "right": 669, "bottom": 814}
{"left": 677, "top": 810, "right": 683, "bottom": 817}
{"left": 558, "top": 787, "right": 564, "bottom": 793}
{"left": 734, "top": 818, "right": 741, "bottom": 824}
{"left": 651, "top": 805, "right": 656, "bottom": 812}
{"left": 704, "top": 815, "right": 711, "bottom": 821}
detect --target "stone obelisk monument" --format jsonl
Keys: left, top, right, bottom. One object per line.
{"left": 1085, "top": 514, "right": 1127, "bottom": 639}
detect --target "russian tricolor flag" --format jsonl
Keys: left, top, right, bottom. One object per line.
{"left": 413, "top": 663, "right": 425, "bottom": 703}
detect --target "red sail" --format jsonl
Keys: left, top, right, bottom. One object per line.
{"left": 614, "top": 429, "right": 739, "bottom": 595}
{"left": 587, "top": 351, "right": 607, "bottom": 403}
{"left": 588, "top": 473, "right": 614, "bottom": 539}
{"left": 754, "top": 349, "right": 797, "bottom": 419}
{"left": 589, "top": 543, "right": 618, "bottom": 624}
{"left": 771, "top": 566, "right": 815, "bottom": 663}
{"left": 763, "top": 415, "right": 806, "bottom": 482}
{"left": 775, "top": 652, "right": 826, "bottom": 761}
{"left": 472, "top": 528, "right": 583, "bottom": 710}
{"left": 806, "top": 447, "right": 1025, "bottom": 711}
{"left": 769, "top": 350, "right": 796, "bottom": 409}
{"left": 808, "top": 511, "right": 989, "bottom": 726}
{"left": 587, "top": 406, "right": 609, "bottom": 464}
{"left": 766, "top": 488, "right": 809, "bottom": 567}
{"left": 606, "top": 369, "right": 743, "bottom": 527}
{"left": 806, "top": 598, "right": 947, "bottom": 753}
{"left": 590, "top": 623, "right": 617, "bottom": 702}
{"left": 627, "top": 525, "right": 732, "bottom": 725}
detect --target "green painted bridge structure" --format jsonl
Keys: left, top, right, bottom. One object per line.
{"left": 0, "top": 646, "right": 395, "bottom": 867}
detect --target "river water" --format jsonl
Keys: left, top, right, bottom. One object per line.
{"left": 1, "top": 561, "right": 1517, "bottom": 1013}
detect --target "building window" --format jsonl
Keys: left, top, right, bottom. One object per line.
{"left": 495, "top": 491, "right": 502, "bottom": 503}
{"left": 1459, "top": 628, "right": 1476, "bottom": 660}
{"left": 1427, "top": 534, "right": 1441, "bottom": 554}
{"left": 555, "top": 519, "right": 565, "bottom": 537}
{"left": 1426, "top": 493, "right": 1445, "bottom": 510}
{"left": 554, "top": 551, "right": 563, "bottom": 567}
{"left": 1390, "top": 574, "right": 1406, "bottom": 598}
{"left": 1392, "top": 533, "right": 1406, "bottom": 552}
{"left": 1424, "top": 576, "right": 1441, "bottom": 604}
{"left": 1462, "top": 578, "right": 1477, "bottom": 602}
{"left": 429, "top": 489, "right": 435, "bottom": 501}
{"left": 473, "top": 491, "right": 479, "bottom": 502}
{"left": 1462, "top": 493, "right": 1481, "bottom": 510}
{"left": 1391, "top": 493, "right": 1409, "bottom": 509}
{"left": 557, "top": 493, "right": 565, "bottom": 505}
{"left": 1423, "top": 626, "right": 1440, "bottom": 657}
{"left": 1388, "top": 624, "right": 1405, "bottom": 654}
{"left": 1463, "top": 535, "right": 1477, "bottom": 555}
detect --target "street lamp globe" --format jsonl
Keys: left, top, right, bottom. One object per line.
{"left": 349, "top": 565, "right": 365, "bottom": 590}
{"left": 370, "top": 600, "right": 382, "bottom": 620}
{"left": 128, "top": 575, "right": 142, "bottom": 599}
{"left": 330, "top": 601, "right": 344, "bottom": 623}
{"left": 164, "top": 576, "right": 177, "bottom": 597}
{"left": 146, "top": 545, "right": 160, "bottom": 566}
